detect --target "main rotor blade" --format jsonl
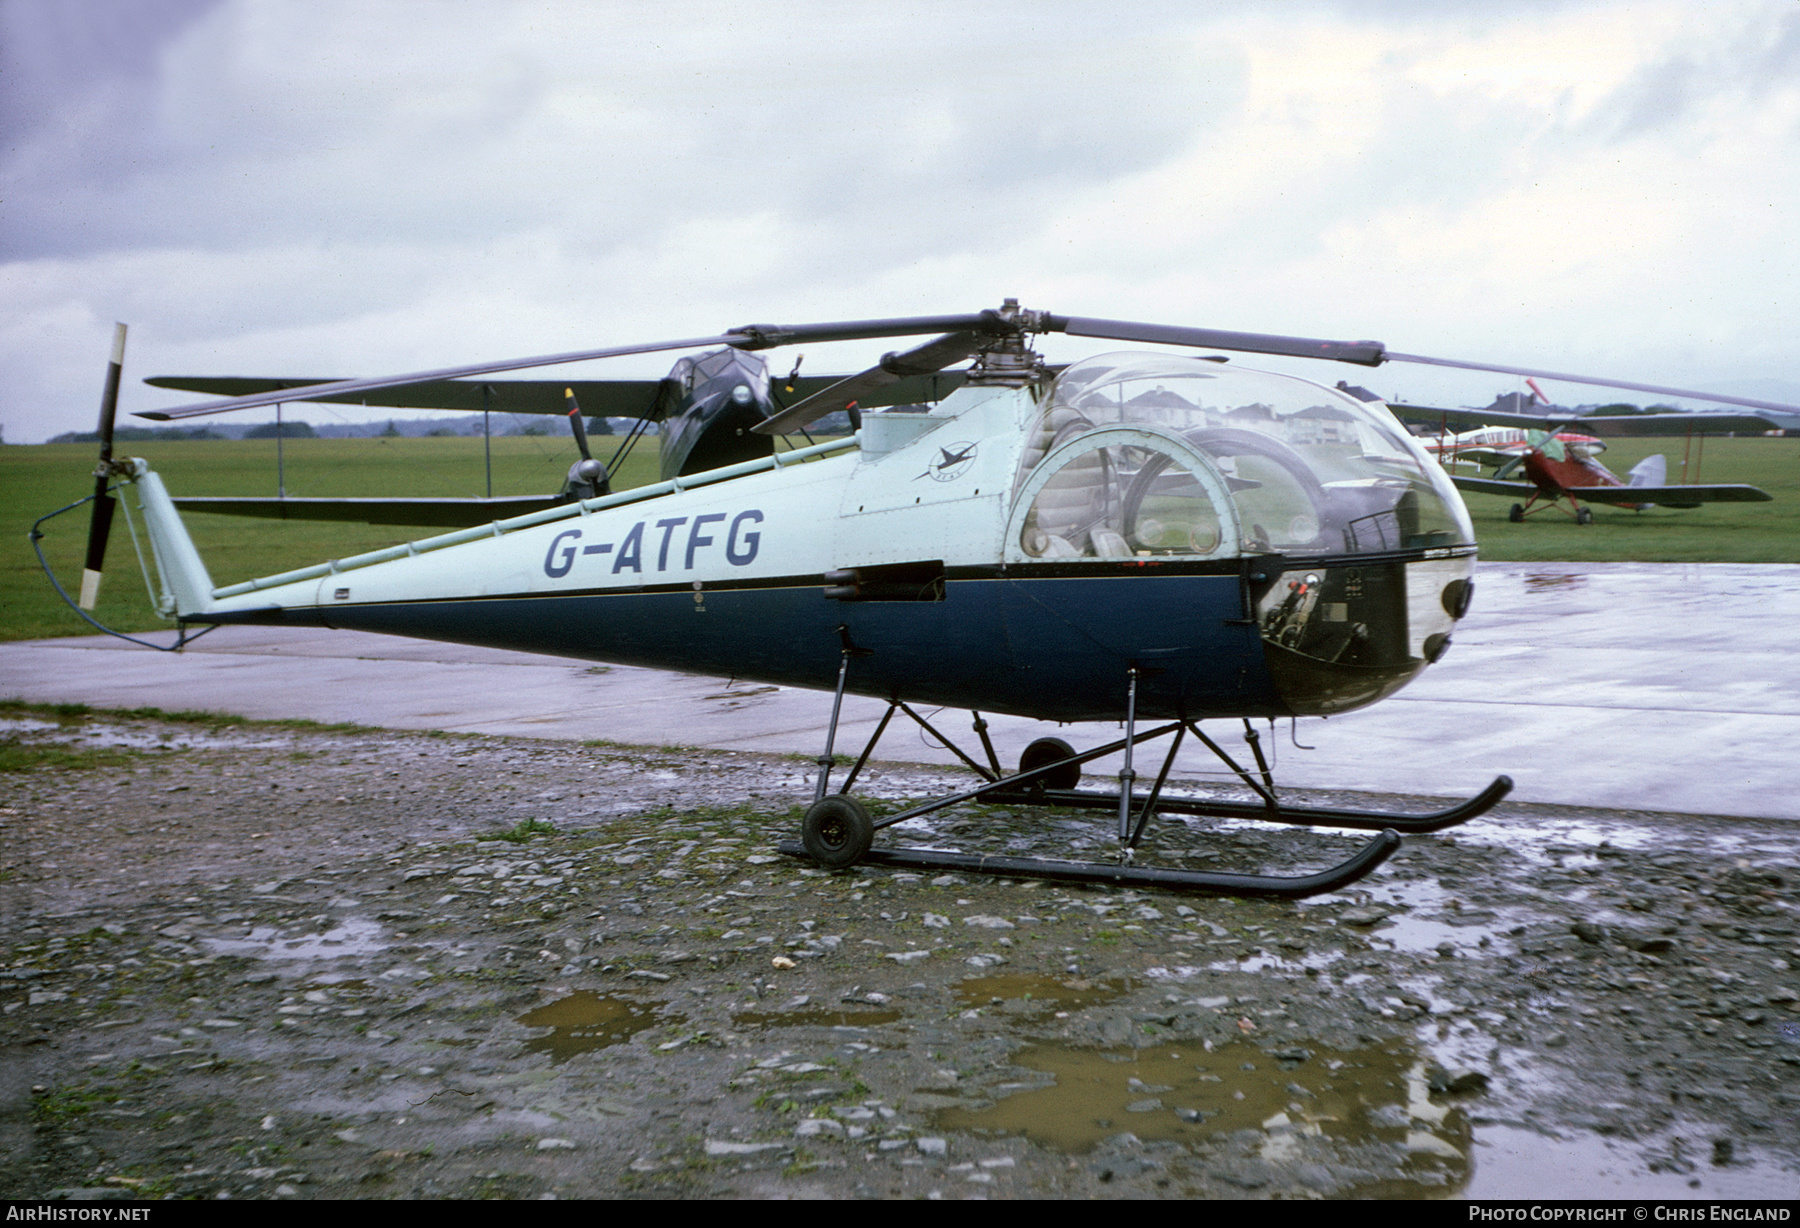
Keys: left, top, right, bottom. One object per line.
{"left": 79, "top": 323, "right": 128, "bottom": 609}
{"left": 137, "top": 331, "right": 754, "bottom": 421}
{"left": 1380, "top": 351, "right": 1800, "bottom": 415}
{"left": 753, "top": 331, "right": 986, "bottom": 435}
{"left": 728, "top": 311, "right": 1006, "bottom": 350}
{"left": 1041, "top": 315, "right": 1388, "bottom": 366}
{"left": 137, "top": 312, "right": 1017, "bottom": 422}
{"left": 1038, "top": 314, "right": 1800, "bottom": 414}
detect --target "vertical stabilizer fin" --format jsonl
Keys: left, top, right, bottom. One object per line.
{"left": 1627, "top": 454, "right": 1667, "bottom": 488}
{"left": 129, "top": 462, "right": 217, "bottom": 617}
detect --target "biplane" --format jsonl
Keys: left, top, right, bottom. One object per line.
{"left": 1388, "top": 400, "right": 1778, "bottom": 523}
{"left": 36, "top": 303, "right": 1798, "bottom": 896}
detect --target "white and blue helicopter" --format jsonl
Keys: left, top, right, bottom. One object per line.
{"left": 44, "top": 302, "right": 1799, "bottom": 897}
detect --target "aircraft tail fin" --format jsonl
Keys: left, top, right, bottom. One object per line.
{"left": 1627, "top": 454, "right": 1667, "bottom": 487}
{"left": 128, "top": 461, "right": 219, "bottom": 618}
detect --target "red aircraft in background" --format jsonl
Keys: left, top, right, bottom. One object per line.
{"left": 1387, "top": 399, "right": 1778, "bottom": 524}
{"left": 1422, "top": 423, "right": 1605, "bottom": 469}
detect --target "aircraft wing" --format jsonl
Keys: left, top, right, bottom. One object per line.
{"left": 1393, "top": 402, "right": 1781, "bottom": 437}
{"left": 1448, "top": 476, "right": 1771, "bottom": 506}
{"left": 1562, "top": 483, "right": 1772, "bottom": 507}
{"left": 1449, "top": 475, "right": 1536, "bottom": 499}
{"left": 172, "top": 495, "right": 564, "bottom": 527}
{"left": 143, "top": 371, "right": 970, "bottom": 419}
{"left": 1433, "top": 445, "right": 1524, "bottom": 468}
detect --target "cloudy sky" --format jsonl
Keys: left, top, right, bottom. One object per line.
{"left": 4, "top": 0, "right": 1797, "bottom": 442}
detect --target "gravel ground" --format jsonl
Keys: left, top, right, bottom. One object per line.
{"left": 2, "top": 708, "right": 1797, "bottom": 1201}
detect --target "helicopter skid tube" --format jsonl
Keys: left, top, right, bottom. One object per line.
{"left": 978, "top": 775, "right": 1512, "bottom": 833}
{"left": 777, "top": 828, "right": 1402, "bottom": 899}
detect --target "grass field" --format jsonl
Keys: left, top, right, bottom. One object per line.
{"left": 1453, "top": 435, "right": 1800, "bottom": 563}
{"left": 3, "top": 435, "right": 666, "bottom": 643}
{"left": 4, "top": 432, "right": 1796, "bottom": 643}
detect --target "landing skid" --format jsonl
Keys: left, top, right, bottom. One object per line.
{"left": 843, "top": 831, "right": 1402, "bottom": 899}
{"left": 982, "top": 776, "right": 1513, "bottom": 834}
{"left": 777, "top": 638, "right": 1511, "bottom": 898}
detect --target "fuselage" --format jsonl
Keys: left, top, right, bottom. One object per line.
{"left": 144, "top": 353, "right": 1479, "bottom": 725}
{"left": 1522, "top": 447, "right": 1625, "bottom": 495}
{"left": 1426, "top": 426, "right": 1604, "bottom": 467}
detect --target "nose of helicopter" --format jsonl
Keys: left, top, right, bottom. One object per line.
{"left": 1254, "top": 554, "right": 1475, "bottom": 716}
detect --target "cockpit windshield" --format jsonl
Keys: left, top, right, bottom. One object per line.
{"left": 1010, "top": 353, "right": 1473, "bottom": 560}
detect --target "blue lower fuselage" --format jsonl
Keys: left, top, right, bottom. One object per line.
{"left": 230, "top": 569, "right": 1278, "bottom": 723}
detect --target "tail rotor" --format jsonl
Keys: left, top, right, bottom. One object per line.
{"left": 78, "top": 323, "right": 129, "bottom": 609}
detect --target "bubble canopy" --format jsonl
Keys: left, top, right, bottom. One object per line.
{"left": 1009, "top": 353, "right": 1473, "bottom": 561}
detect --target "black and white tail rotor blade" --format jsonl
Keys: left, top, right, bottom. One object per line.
{"left": 79, "top": 323, "right": 128, "bottom": 610}
{"left": 753, "top": 330, "right": 988, "bottom": 435}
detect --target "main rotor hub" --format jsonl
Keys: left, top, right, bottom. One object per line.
{"left": 965, "top": 330, "right": 1047, "bottom": 387}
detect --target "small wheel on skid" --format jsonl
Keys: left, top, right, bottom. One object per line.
{"left": 1019, "top": 736, "right": 1081, "bottom": 790}
{"left": 1508, "top": 503, "right": 1525, "bottom": 523}
{"left": 801, "top": 795, "right": 874, "bottom": 869}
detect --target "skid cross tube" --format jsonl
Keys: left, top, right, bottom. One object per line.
{"left": 1188, "top": 722, "right": 1279, "bottom": 812}
{"left": 899, "top": 702, "right": 999, "bottom": 782}
{"left": 868, "top": 721, "right": 1187, "bottom": 831}
{"left": 1128, "top": 724, "right": 1187, "bottom": 850}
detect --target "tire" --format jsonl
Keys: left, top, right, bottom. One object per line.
{"left": 800, "top": 796, "right": 874, "bottom": 869}
{"left": 1575, "top": 507, "right": 1593, "bottom": 525}
{"left": 1508, "top": 504, "right": 1525, "bottom": 523}
{"left": 1019, "top": 737, "right": 1081, "bottom": 791}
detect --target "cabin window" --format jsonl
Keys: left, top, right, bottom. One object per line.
{"left": 1013, "top": 429, "right": 1236, "bottom": 561}
{"left": 1009, "top": 354, "right": 1474, "bottom": 558}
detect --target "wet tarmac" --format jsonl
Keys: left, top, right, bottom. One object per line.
{"left": 3, "top": 561, "right": 1795, "bottom": 821}
{"left": 4, "top": 703, "right": 1796, "bottom": 1200}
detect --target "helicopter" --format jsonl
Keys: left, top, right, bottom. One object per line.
{"left": 42, "top": 302, "right": 1800, "bottom": 898}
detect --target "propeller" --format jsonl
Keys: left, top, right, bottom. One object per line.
{"left": 1525, "top": 428, "right": 1566, "bottom": 463}
{"left": 79, "top": 323, "right": 128, "bottom": 610}
{"left": 562, "top": 388, "right": 610, "bottom": 497}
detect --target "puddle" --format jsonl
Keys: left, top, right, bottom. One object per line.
{"left": 203, "top": 918, "right": 389, "bottom": 961}
{"left": 517, "top": 991, "right": 681, "bottom": 1063}
{"left": 1464, "top": 1123, "right": 1800, "bottom": 1200}
{"left": 732, "top": 1007, "right": 902, "bottom": 1029}
{"left": 936, "top": 1038, "right": 1470, "bottom": 1189}
{"left": 2, "top": 719, "right": 289, "bottom": 752}
{"left": 1355, "top": 880, "right": 1522, "bottom": 957}
{"left": 954, "top": 973, "right": 1134, "bottom": 1016}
